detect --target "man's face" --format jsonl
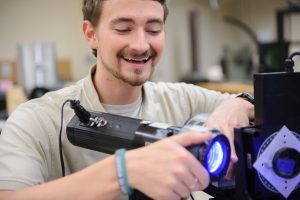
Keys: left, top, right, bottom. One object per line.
{"left": 94, "top": 0, "right": 165, "bottom": 86}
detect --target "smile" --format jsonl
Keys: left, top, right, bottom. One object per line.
{"left": 121, "top": 56, "right": 152, "bottom": 64}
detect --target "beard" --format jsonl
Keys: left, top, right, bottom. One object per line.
{"left": 100, "top": 50, "right": 156, "bottom": 87}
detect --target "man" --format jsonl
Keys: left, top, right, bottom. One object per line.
{"left": 0, "top": 0, "right": 254, "bottom": 199}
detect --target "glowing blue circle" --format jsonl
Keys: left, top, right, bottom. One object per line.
{"left": 207, "top": 141, "right": 224, "bottom": 173}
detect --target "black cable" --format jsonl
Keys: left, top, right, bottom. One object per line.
{"left": 289, "top": 51, "right": 300, "bottom": 60}
{"left": 190, "top": 194, "right": 195, "bottom": 200}
{"left": 59, "top": 99, "right": 73, "bottom": 177}
{"left": 284, "top": 51, "right": 300, "bottom": 72}
{"left": 59, "top": 99, "right": 92, "bottom": 177}
{"left": 69, "top": 100, "right": 91, "bottom": 124}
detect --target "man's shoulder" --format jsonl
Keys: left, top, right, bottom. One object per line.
{"left": 44, "top": 83, "right": 81, "bottom": 101}
{"left": 144, "top": 81, "right": 199, "bottom": 92}
{"left": 36, "top": 84, "right": 80, "bottom": 105}
{"left": 140, "top": 82, "right": 208, "bottom": 124}
{"left": 13, "top": 82, "right": 82, "bottom": 115}
{"left": 143, "top": 81, "right": 209, "bottom": 100}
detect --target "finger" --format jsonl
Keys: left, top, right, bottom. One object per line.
{"left": 169, "top": 131, "right": 212, "bottom": 147}
{"left": 146, "top": 187, "right": 181, "bottom": 200}
{"left": 226, "top": 142, "right": 238, "bottom": 181}
{"left": 215, "top": 127, "right": 238, "bottom": 180}
{"left": 179, "top": 150, "right": 210, "bottom": 190}
{"left": 188, "top": 178, "right": 206, "bottom": 191}
{"left": 172, "top": 132, "right": 211, "bottom": 190}
{"left": 161, "top": 190, "right": 181, "bottom": 200}
{"left": 190, "top": 164, "right": 210, "bottom": 190}
{"left": 169, "top": 131, "right": 211, "bottom": 190}
{"left": 220, "top": 127, "right": 238, "bottom": 163}
{"left": 182, "top": 175, "right": 206, "bottom": 192}
{"left": 182, "top": 174, "right": 197, "bottom": 190}
{"left": 173, "top": 180, "right": 192, "bottom": 198}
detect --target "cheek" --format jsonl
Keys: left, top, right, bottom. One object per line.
{"left": 151, "top": 36, "right": 165, "bottom": 61}
{"left": 108, "top": 37, "right": 129, "bottom": 57}
{"left": 152, "top": 34, "right": 164, "bottom": 52}
{"left": 99, "top": 37, "right": 125, "bottom": 59}
{"left": 96, "top": 29, "right": 126, "bottom": 55}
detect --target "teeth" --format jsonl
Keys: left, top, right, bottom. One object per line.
{"left": 123, "top": 56, "right": 150, "bottom": 62}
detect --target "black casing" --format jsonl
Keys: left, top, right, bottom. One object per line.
{"left": 254, "top": 72, "right": 300, "bottom": 135}
{"left": 67, "top": 112, "right": 145, "bottom": 154}
{"left": 234, "top": 71, "right": 300, "bottom": 200}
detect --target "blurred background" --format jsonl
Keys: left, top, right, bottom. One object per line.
{"left": 0, "top": 0, "right": 300, "bottom": 119}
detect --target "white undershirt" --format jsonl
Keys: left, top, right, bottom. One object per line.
{"left": 102, "top": 94, "right": 142, "bottom": 118}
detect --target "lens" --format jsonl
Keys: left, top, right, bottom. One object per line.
{"left": 272, "top": 147, "right": 300, "bottom": 179}
{"left": 204, "top": 134, "right": 231, "bottom": 181}
{"left": 184, "top": 124, "right": 231, "bottom": 181}
{"left": 207, "top": 141, "right": 224, "bottom": 173}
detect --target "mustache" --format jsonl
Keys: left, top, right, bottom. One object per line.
{"left": 118, "top": 48, "right": 156, "bottom": 59}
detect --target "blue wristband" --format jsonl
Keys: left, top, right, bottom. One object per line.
{"left": 115, "top": 149, "right": 133, "bottom": 195}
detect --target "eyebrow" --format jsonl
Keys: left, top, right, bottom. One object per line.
{"left": 110, "top": 17, "right": 164, "bottom": 26}
{"left": 147, "top": 18, "right": 164, "bottom": 26}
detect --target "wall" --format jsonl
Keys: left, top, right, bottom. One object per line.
{"left": 155, "top": 0, "right": 299, "bottom": 82}
{"left": 153, "top": 0, "right": 230, "bottom": 82}
{"left": 0, "top": 0, "right": 92, "bottom": 81}
{"left": 0, "top": 0, "right": 299, "bottom": 83}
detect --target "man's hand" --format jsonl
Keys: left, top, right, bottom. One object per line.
{"left": 126, "top": 132, "right": 212, "bottom": 200}
{"left": 204, "top": 97, "right": 254, "bottom": 179}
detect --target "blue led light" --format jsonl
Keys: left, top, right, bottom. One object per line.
{"left": 207, "top": 141, "right": 224, "bottom": 173}
{"left": 187, "top": 132, "right": 230, "bottom": 181}
{"left": 272, "top": 147, "right": 300, "bottom": 179}
{"left": 276, "top": 158, "right": 296, "bottom": 175}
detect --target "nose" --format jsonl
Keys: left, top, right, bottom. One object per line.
{"left": 129, "top": 29, "right": 150, "bottom": 52}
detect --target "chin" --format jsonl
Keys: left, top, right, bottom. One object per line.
{"left": 122, "top": 75, "right": 150, "bottom": 87}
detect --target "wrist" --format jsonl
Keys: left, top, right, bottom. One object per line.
{"left": 114, "top": 149, "right": 133, "bottom": 196}
{"left": 125, "top": 149, "right": 140, "bottom": 190}
{"left": 236, "top": 93, "right": 255, "bottom": 120}
{"left": 236, "top": 92, "right": 254, "bottom": 105}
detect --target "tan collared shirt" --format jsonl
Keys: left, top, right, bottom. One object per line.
{"left": 0, "top": 66, "right": 232, "bottom": 199}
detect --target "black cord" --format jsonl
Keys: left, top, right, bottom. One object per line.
{"left": 59, "top": 99, "right": 73, "bottom": 177}
{"left": 289, "top": 51, "right": 300, "bottom": 60}
{"left": 285, "top": 51, "right": 300, "bottom": 72}
{"left": 69, "top": 100, "right": 91, "bottom": 124}
{"left": 59, "top": 99, "right": 92, "bottom": 177}
{"left": 190, "top": 194, "right": 195, "bottom": 200}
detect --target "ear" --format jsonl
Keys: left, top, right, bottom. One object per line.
{"left": 82, "top": 20, "right": 98, "bottom": 49}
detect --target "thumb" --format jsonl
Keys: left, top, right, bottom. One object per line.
{"left": 169, "top": 131, "right": 212, "bottom": 147}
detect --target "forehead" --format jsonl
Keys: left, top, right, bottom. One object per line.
{"left": 100, "top": 0, "right": 164, "bottom": 24}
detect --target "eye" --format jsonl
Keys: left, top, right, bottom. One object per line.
{"left": 147, "top": 29, "right": 162, "bottom": 35}
{"left": 115, "top": 29, "right": 131, "bottom": 33}
{"left": 146, "top": 23, "right": 163, "bottom": 35}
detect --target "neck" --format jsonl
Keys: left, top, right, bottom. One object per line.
{"left": 93, "top": 65, "right": 142, "bottom": 105}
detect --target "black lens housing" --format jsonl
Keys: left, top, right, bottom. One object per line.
{"left": 188, "top": 132, "right": 231, "bottom": 181}
{"left": 272, "top": 147, "right": 300, "bottom": 179}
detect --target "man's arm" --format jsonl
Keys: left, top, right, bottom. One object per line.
{"left": 0, "top": 155, "right": 120, "bottom": 200}
{"left": 0, "top": 132, "right": 211, "bottom": 200}
{"left": 0, "top": 191, "right": 12, "bottom": 199}
{"left": 204, "top": 97, "right": 254, "bottom": 178}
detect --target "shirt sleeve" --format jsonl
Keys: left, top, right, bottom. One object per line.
{"left": 141, "top": 82, "right": 234, "bottom": 126}
{"left": 181, "top": 83, "right": 234, "bottom": 116}
{"left": 0, "top": 103, "right": 52, "bottom": 190}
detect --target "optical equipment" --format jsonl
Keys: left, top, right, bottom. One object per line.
{"left": 184, "top": 126, "right": 230, "bottom": 181}
{"left": 66, "top": 101, "right": 231, "bottom": 182}
{"left": 273, "top": 147, "right": 300, "bottom": 179}
{"left": 233, "top": 51, "right": 300, "bottom": 200}
{"left": 272, "top": 147, "right": 300, "bottom": 179}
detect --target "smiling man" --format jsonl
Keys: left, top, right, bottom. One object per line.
{"left": 91, "top": 1, "right": 164, "bottom": 87}
{"left": 85, "top": 0, "right": 166, "bottom": 105}
{"left": 0, "top": 0, "right": 254, "bottom": 200}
